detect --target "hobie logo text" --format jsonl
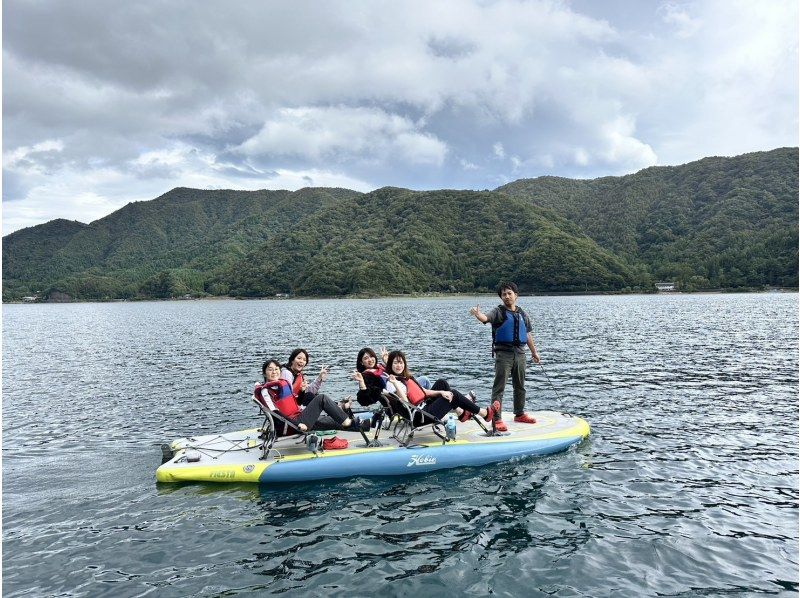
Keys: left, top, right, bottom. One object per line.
{"left": 407, "top": 454, "right": 437, "bottom": 467}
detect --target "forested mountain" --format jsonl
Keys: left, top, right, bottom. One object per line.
{"left": 496, "top": 147, "right": 798, "bottom": 289}
{"left": 215, "top": 187, "right": 639, "bottom": 297}
{"left": 3, "top": 218, "right": 88, "bottom": 283}
{"left": 3, "top": 148, "right": 797, "bottom": 301}
{"left": 3, "top": 187, "right": 361, "bottom": 300}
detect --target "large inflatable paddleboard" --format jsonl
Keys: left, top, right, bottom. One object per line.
{"left": 156, "top": 410, "right": 589, "bottom": 484}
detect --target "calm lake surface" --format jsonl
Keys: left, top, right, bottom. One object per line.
{"left": 3, "top": 294, "right": 798, "bottom": 596}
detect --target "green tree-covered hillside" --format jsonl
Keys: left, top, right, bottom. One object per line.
{"left": 2, "top": 218, "right": 88, "bottom": 286}
{"left": 216, "top": 187, "right": 640, "bottom": 296}
{"left": 2, "top": 187, "right": 361, "bottom": 300}
{"left": 3, "top": 148, "right": 797, "bottom": 301}
{"left": 496, "top": 147, "right": 798, "bottom": 289}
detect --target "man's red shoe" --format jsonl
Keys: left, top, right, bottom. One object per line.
{"left": 494, "top": 419, "right": 508, "bottom": 432}
{"left": 514, "top": 413, "right": 537, "bottom": 424}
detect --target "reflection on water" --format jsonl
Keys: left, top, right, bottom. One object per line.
{"left": 3, "top": 293, "right": 798, "bottom": 596}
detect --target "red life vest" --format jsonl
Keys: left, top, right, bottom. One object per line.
{"left": 401, "top": 376, "right": 427, "bottom": 406}
{"left": 254, "top": 379, "right": 301, "bottom": 419}
{"left": 290, "top": 371, "right": 305, "bottom": 397}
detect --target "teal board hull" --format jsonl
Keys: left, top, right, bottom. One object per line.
{"left": 258, "top": 436, "right": 582, "bottom": 483}
{"left": 157, "top": 411, "right": 590, "bottom": 485}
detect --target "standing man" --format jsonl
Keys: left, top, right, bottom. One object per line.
{"left": 469, "top": 282, "right": 540, "bottom": 431}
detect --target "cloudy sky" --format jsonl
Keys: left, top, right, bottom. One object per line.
{"left": 3, "top": 0, "right": 798, "bottom": 235}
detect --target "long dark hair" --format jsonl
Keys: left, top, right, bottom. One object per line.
{"left": 284, "top": 348, "right": 309, "bottom": 372}
{"left": 386, "top": 350, "right": 410, "bottom": 378}
{"left": 356, "top": 347, "right": 378, "bottom": 372}
{"left": 261, "top": 359, "right": 281, "bottom": 382}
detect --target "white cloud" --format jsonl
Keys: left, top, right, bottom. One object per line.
{"left": 262, "top": 168, "right": 373, "bottom": 192}
{"left": 2, "top": 0, "right": 797, "bottom": 232}
{"left": 133, "top": 147, "right": 190, "bottom": 168}
{"left": 642, "top": 0, "right": 798, "bottom": 164}
{"left": 658, "top": 3, "right": 702, "bottom": 38}
{"left": 3, "top": 142, "right": 374, "bottom": 235}
{"left": 599, "top": 117, "right": 658, "bottom": 168}
{"left": 236, "top": 106, "right": 447, "bottom": 167}
{"left": 3, "top": 139, "right": 65, "bottom": 169}
{"left": 3, "top": 167, "right": 132, "bottom": 234}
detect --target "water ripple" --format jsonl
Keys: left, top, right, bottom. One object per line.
{"left": 3, "top": 294, "right": 798, "bottom": 596}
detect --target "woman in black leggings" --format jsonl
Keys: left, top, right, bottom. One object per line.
{"left": 385, "top": 350, "right": 499, "bottom": 424}
{"left": 257, "top": 359, "right": 370, "bottom": 434}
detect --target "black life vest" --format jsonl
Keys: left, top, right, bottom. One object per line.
{"left": 362, "top": 364, "right": 387, "bottom": 389}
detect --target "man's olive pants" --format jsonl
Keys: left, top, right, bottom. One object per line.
{"left": 491, "top": 349, "right": 527, "bottom": 417}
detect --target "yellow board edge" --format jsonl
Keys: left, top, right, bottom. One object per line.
{"left": 156, "top": 417, "right": 590, "bottom": 483}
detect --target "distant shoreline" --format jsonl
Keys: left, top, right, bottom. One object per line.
{"left": 6, "top": 287, "right": 797, "bottom": 304}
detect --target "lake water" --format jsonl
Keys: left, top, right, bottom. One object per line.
{"left": 3, "top": 293, "right": 798, "bottom": 596}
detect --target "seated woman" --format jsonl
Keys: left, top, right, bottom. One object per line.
{"left": 280, "top": 348, "right": 329, "bottom": 400}
{"left": 384, "top": 350, "right": 499, "bottom": 424}
{"left": 352, "top": 346, "right": 433, "bottom": 406}
{"left": 256, "top": 359, "right": 369, "bottom": 434}
{"left": 351, "top": 347, "right": 389, "bottom": 406}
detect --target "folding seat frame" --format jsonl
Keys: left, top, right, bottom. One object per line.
{"left": 376, "top": 391, "right": 451, "bottom": 447}
{"left": 252, "top": 396, "right": 322, "bottom": 460}
{"left": 252, "top": 394, "right": 376, "bottom": 458}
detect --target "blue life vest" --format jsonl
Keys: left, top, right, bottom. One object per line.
{"left": 492, "top": 306, "right": 529, "bottom": 348}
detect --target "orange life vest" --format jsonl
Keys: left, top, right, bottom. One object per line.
{"left": 401, "top": 376, "right": 427, "bottom": 406}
